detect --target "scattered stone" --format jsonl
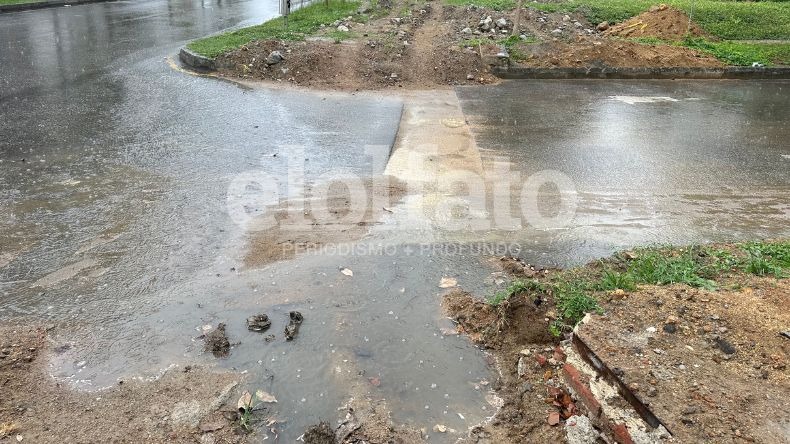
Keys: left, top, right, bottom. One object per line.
{"left": 265, "top": 51, "right": 284, "bottom": 65}
{"left": 663, "top": 323, "right": 677, "bottom": 333}
{"left": 246, "top": 314, "right": 271, "bottom": 332}
{"left": 478, "top": 16, "right": 493, "bottom": 31}
{"left": 564, "top": 415, "right": 598, "bottom": 444}
{"left": 390, "top": 17, "right": 402, "bottom": 25}
{"left": 596, "top": 21, "right": 609, "bottom": 31}
{"left": 284, "top": 311, "right": 304, "bottom": 341}
{"left": 495, "top": 18, "right": 508, "bottom": 28}
{"left": 433, "top": 424, "right": 448, "bottom": 433}
{"left": 548, "top": 411, "right": 561, "bottom": 426}
{"left": 466, "top": 73, "right": 474, "bottom": 80}
{"left": 337, "top": 24, "right": 350, "bottom": 32}
{"left": 517, "top": 356, "right": 527, "bottom": 378}
{"left": 461, "top": 27, "right": 472, "bottom": 34}
{"left": 715, "top": 337, "right": 736, "bottom": 355}
{"left": 551, "top": 28, "right": 563, "bottom": 35}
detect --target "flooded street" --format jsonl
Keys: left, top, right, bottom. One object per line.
{"left": 1, "top": 0, "right": 789, "bottom": 441}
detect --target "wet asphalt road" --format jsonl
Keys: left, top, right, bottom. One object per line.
{"left": 458, "top": 80, "right": 790, "bottom": 257}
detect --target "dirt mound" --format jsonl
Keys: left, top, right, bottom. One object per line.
{"left": 605, "top": 5, "right": 707, "bottom": 40}
{"left": 517, "top": 38, "right": 723, "bottom": 68}
{"left": 216, "top": 3, "right": 497, "bottom": 90}
{"left": 583, "top": 276, "right": 790, "bottom": 443}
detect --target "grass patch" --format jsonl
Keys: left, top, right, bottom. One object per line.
{"left": 448, "top": 0, "right": 790, "bottom": 40}
{"left": 0, "top": 0, "right": 46, "bottom": 5}
{"left": 514, "top": 240, "right": 788, "bottom": 336}
{"left": 680, "top": 37, "right": 790, "bottom": 65}
{"left": 187, "top": 1, "right": 361, "bottom": 58}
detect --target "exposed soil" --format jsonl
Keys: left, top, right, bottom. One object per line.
{"left": 212, "top": 0, "right": 726, "bottom": 90}
{"left": 605, "top": 6, "right": 708, "bottom": 41}
{"left": 216, "top": 2, "right": 498, "bottom": 90}
{"left": 442, "top": 289, "right": 566, "bottom": 443}
{"left": 517, "top": 38, "right": 723, "bottom": 68}
{"left": 0, "top": 325, "right": 248, "bottom": 443}
{"left": 581, "top": 277, "right": 790, "bottom": 443}
{"left": 244, "top": 176, "right": 407, "bottom": 268}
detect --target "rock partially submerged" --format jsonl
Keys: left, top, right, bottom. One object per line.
{"left": 284, "top": 311, "right": 303, "bottom": 341}
{"left": 246, "top": 314, "right": 272, "bottom": 332}
{"left": 204, "top": 323, "right": 231, "bottom": 358}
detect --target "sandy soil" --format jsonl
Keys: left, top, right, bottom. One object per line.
{"left": 0, "top": 325, "right": 248, "bottom": 444}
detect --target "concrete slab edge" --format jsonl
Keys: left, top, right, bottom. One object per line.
{"left": 492, "top": 66, "right": 790, "bottom": 80}
{"left": 179, "top": 47, "right": 217, "bottom": 71}
{"left": 0, "top": 0, "right": 117, "bottom": 13}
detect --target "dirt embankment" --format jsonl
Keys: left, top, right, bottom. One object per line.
{"left": 443, "top": 248, "right": 790, "bottom": 443}
{"left": 211, "top": 0, "right": 725, "bottom": 90}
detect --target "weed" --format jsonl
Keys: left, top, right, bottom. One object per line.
{"left": 488, "top": 279, "right": 545, "bottom": 306}
{"left": 597, "top": 269, "right": 636, "bottom": 291}
{"left": 624, "top": 247, "right": 716, "bottom": 289}
{"left": 741, "top": 241, "right": 789, "bottom": 277}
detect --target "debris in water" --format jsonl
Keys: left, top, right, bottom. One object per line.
{"left": 237, "top": 391, "right": 253, "bottom": 413}
{"left": 256, "top": 390, "right": 278, "bottom": 403}
{"left": 247, "top": 314, "right": 272, "bottom": 332}
{"left": 204, "top": 323, "right": 231, "bottom": 358}
{"left": 285, "top": 311, "right": 304, "bottom": 341}
{"left": 341, "top": 268, "right": 354, "bottom": 276}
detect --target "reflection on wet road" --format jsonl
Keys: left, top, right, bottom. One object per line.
{"left": 1, "top": 0, "right": 789, "bottom": 440}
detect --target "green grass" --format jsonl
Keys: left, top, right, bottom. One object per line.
{"left": 187, "top": 1, "right": 361, "bottom": 58}
{"left": 488, "top": 279, "right": 546, "bottom": 305}
{"left": 0, "top": 0, "right": 46, "bottom": 5}
{"left": 446, "top": 0, "right": 790, "bottom": 40}
{"left": 537, "top": 240, "right": 788, "bottom": 335}
{"left": 680, "top": 37, "right": 790, "bottom": 65}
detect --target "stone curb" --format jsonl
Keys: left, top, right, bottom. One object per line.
{"left": 178, "top": 47, "right": 217, "bottom": 71}
{"left": 492, "top": 66, "right": 790, "bottom": 80}
{"left": 0, "top": 0, "right": 117, "bottom": 13}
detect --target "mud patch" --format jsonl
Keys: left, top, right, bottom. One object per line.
{"left": 244, "top": 177, "right": 407, "bottom": 268}
{"left": 0, "top": 325, "right": 245, "bottom": 443}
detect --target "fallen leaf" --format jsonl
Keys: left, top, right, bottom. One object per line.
{"left": 256, "top": 390, "right": 278, "bottom": 403}
{"left": 237, "top": 391, "right": 253, "bottom": 412}
{"left": 548, "top": 412, "right": 560, "bottom": 426}
{"left": 340, "top": 268, "right": 353, "bottom": 277}
{"left": 439, "top": 277, "right": 457, "bottom": 288}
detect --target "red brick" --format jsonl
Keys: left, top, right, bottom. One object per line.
{"left": 611, "top": 423, "right": 636, "bottom": 444}
{"left": 562, "top": 363, "right": 601, "bottom": 418}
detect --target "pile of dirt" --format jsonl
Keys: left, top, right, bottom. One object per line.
{"left": 605, "top": 5, "right": 708, "bottom": 40}
{"left": 581, "top": 277, "right": 790, "bottom": 443}
{"left": 215, "top": 2, "right": 497, "bottom": 90}
{"left": 517, "top": 37, "right": 723, "bottom": 68}
{"left": 443, "top": 289, "right": 566, "bottom": 443}
{"left": 0, "top": 325, "right": 247, "bottom": 443}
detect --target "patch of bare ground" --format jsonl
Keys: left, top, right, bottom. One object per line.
{"left": 216, "top": 2, "right": 497, "bottom": 90}
{"left": 244, "top": 177, "right": 407, "bottom": 268}
{"left": 518, "top": 38, "right": 723, "bottom": 68}
{"left": 605, "top": 5, "right": 708, "bottom": 41}
{"left": 0, "top": 325, "right": 248, "bottom": 443}
{"left": 442, "top": 289, "right": 567, "bottom": 443}
{"left": 583, "top": 277, "right": 790, "bottom": 443}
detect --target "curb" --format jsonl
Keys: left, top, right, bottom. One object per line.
{"left": 178, "top": 47, "right": 217, "bottom": 71}
{"left": 492, "top": 66, "right": 790, "bottom": 80}
{"left": 0, "top": 0, "right": 117, "bottom": 13}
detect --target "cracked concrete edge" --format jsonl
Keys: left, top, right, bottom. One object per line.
{"left": 492, "top": 66, "right": 790, "bottom": 80}
{"left": 0, "top": 0, "right": 118, "bottom": 13}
